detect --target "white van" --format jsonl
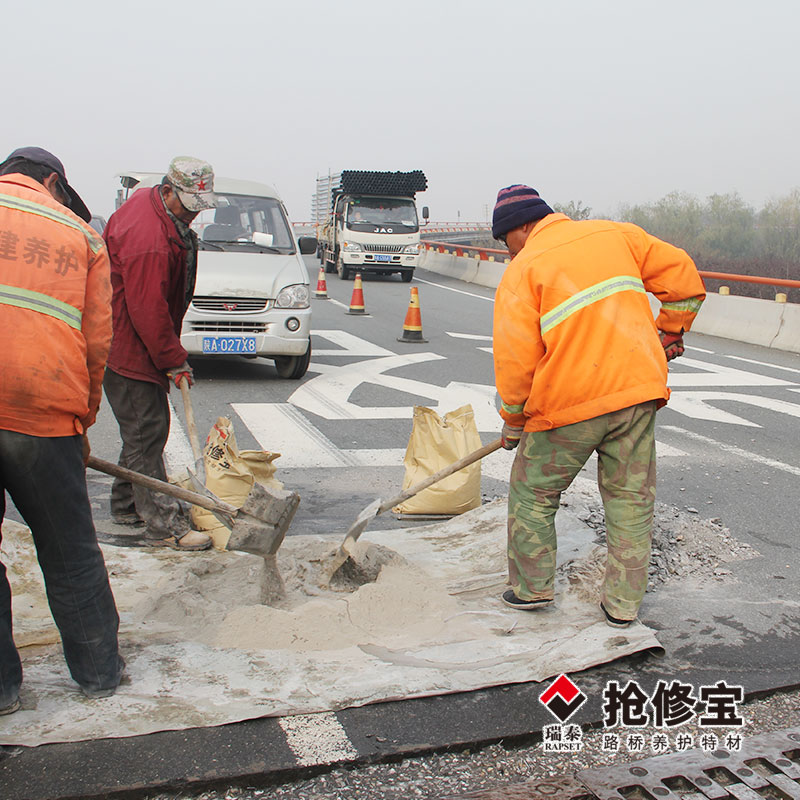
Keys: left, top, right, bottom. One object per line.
{"left": 116, "top": 173, "right": 316, "bottom": 379}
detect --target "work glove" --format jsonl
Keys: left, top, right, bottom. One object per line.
{"left": 501, "top": 423, "right": 524, "bottom": 450}
{"left": 167, "top": 361, "right": 194, "bottom": 388}
{"left": 659, "top": 331, "right": 685, "bottom": 362}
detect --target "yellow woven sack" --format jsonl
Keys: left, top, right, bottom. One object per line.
{"left": 393, "top": 404, "right": 482, "bottom": 516}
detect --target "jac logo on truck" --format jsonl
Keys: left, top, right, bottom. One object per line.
{"left": 373, "top": 227, "right": 393, "bottom": 234}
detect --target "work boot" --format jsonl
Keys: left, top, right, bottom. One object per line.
{"left": 501, "top": 589, "right": 553, "bottom": 610}
{"left": 111, "top": 511, "right": 144, "bottom": 527}
{"left": 600, "top": 603, "right": 635, "bottom": 628}
{"left": 147, "top": 530, "right": 212, "bottom": 551}
{"left": 0, "top": 697, "right": 20, "bottom": 716}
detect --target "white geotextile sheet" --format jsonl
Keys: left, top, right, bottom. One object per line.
{"left": 0, "top": 498, "right": 661, "bottom": 746}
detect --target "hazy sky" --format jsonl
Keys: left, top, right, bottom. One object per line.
{"left": 5, "top": 0, "right": 798, "bottom": 223}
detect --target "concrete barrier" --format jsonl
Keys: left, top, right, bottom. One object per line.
{"left": 420, "top": 250, "right": 800, "bottom": 355}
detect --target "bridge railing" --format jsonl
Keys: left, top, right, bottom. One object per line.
{"left": 421, "top": 240, "right": 800, "bottom": 293}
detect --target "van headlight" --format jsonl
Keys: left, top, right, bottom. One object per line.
{"left": 276, "top": 284, "right": 310, "bottom": 309}
{"left": 343, "top": 241, "right": 362, "bottom": 252}
{"left": 403, "top": 244, "right": 419, "bottom": 254}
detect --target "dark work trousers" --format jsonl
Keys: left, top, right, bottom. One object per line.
{"left": 0, "top": 430, "right": 122, "bottom": 705}
{"left": 103, "top": 368, "right": 190, "bottom": 539}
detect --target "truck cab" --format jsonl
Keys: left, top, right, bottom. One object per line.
{"left": 327, "top": 194, "right": 422, "bottom": 282}
{"left": 317, "top": 170, "right": 428, "bottom": 282}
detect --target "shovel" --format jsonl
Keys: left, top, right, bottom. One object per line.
{"left": 324, "top": 437, "right": 503, "bottom": 583}
{"left": 87, "top": 456, "right": 299, "bottom": 558}
{"left": 178, "top": 376, "right": 206, "bottom": 483}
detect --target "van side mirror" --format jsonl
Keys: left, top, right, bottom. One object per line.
{"left": 422, "top": 206, "right": 429, "bottom": 222}
{"left": 298, "top": 236, "right": 317, "bottom": 255}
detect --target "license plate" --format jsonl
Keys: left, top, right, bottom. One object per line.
{"left": 202, "top": 336, "right": 257, "bottom": 354}
{"left": 373, "top": 254, "right": 392, "bottom": 262}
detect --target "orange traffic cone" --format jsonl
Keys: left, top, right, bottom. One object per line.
{"left": 397, "top": 286, "right": 428, "bottom": 342}
{"left": 314, "top": 265, "right": 328, "bottom": 298}
{"left": 347, "top": 273, "right": 366, "bottom": 315}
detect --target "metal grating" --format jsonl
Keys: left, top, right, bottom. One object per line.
{"left": 435, "top": 728, "right": 800, "bottom": 800}
{"left": 189, "top": 321, "right": 267, "bottom": 333}
{"left": 192, "top": 296, "right": 270, "bottom": 312}
{"left": 363, "top": 244, "right": 404, "bottom": 253}
{"left": 579, "top": 727, "right": 800, "bottom": 800}
{"left": 438, "top": 775, "right": 595, "bottom": 799}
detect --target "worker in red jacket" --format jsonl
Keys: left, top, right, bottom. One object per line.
{"left": 492, "top": 184, "right": 705, "bottom": 627}
{"left": 0, "top": 147, "right": 123, "bottom": 713}
{"left": 102, "top": 157, "right": 217, "bottom": 551}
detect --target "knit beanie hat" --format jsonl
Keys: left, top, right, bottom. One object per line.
{"left": 492, "top": 185, "right": 554, "bottom": 239}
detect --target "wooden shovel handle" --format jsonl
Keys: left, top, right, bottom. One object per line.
{"left": 86, "top": 455, "right": 237, "bottom": 516}
{"left": 378, "top": 437, "right": 503, "bottom": 515}
{"left": 179, "top": 377, "right": 204, "bottom": 465}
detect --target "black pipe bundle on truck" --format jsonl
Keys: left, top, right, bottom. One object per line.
{"left": 315, "top": 170, "right": 428, "bottom": 282}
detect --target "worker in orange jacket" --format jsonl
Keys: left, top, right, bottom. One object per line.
{"left": 0, "top": 147, "right": 123, "bottom": 714}
{"left": 491, "top": 184, "right": 705, "bottom": 627}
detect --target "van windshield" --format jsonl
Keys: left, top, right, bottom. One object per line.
{"left": 193, "top": 194, "right": 295, "bottom": 252}
{"left": 346, "top": 198, "right": 418, "bottom": 233}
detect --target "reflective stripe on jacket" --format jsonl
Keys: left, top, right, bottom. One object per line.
{"left": 493, "top": 214, "right": 706, "bottom": 432}
{"left": 0, "top": 174, "right": 112, "bottom": 436}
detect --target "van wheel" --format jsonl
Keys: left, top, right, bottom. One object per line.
{"left": 274, "top": 340, "right": 311, "bottom": 379}
{"left": 400, "top": 270, "right": 413, "bottom": 282}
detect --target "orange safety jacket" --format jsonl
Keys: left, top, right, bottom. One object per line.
{"left": 0, "top": 174, "right": 112, "bottom": 437}
{"left": 493, "top": 213, "right": 706, "bottom": 432}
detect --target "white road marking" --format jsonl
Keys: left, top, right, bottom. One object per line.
{"left": 478, "top": 346, "right": 493, "bottom": 354}
{"left": 668, "top": 357, "right": 795, "bottom": 388}
{"left": 164, "top": 398, "right": 195, "bottom": 473}
{"left": 414, "top": 276, "right": 495, "bottom": 302}
{"left": 278, "top": 712, "right": 358, "bottom": 766}
{"left": 233, "top": 403, "right": 357, "bottom": 467}
{"left": 327, "top": 298, "right": 350, "bottom": 311}
{"left": 446, "top": 332, "right": 493, "bottom": 341}
{"left": 288, "top": 353, "right": 445, "bottom": 420}
{"left": 662, "top": 425, "right": 800, "bottom": 477}
{"left": 724, "top": 354, "right": 800, "bottom": 375}
{"left": 656, "top": 441, "right": 688, "bottom": 457}
{"left": 667, "top": 391, "right": 800, "bottom": 427}
{"left": 313, "top": 329, "right": 395, "bottom": 357}
{"left": 685, "top": 345, "right": 715, "bottom": 354}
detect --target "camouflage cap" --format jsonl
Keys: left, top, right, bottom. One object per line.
{"left": 167, "top": 156, "right": 217, "bottom": 212}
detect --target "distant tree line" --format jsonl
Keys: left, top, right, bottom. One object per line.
{"left": 556, "top": 191, "right": 800, "bottom": 302}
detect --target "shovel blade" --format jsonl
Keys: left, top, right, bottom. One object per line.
{"left": 226, "top": 483, "right": 300, "bottom": 557}
{"left": 323, "top": 498, "right": 382, "bottom": 584}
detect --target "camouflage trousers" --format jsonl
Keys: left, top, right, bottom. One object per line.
{"left": 508, "top": 401, "right": 657, "bottom": 620}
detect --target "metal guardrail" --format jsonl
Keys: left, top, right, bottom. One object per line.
{"left": 422, "top": 241, "right": 800, "bottom": 291}
{"left": 699, "top": 271, "right": 800, "bottom": 289}
{"left": 422, "top": 239, "right": 510, "bottom": 263}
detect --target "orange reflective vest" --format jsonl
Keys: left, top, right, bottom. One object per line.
{"left": 493, "top": 214, "right": 706, "bottom": 432}
{"left": 0, "top": 174, "right": 112, "bottom": 437}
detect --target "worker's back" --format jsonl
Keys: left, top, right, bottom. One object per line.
{"left": 494, "top": 213, "right": 702, "bottom": 431}
{"left": 0, "top": 173, "right": 111, "bottom": 437}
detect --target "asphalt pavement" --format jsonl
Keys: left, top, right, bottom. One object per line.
{"left": 1, "top": 263, "right": 799, "bottom": 799}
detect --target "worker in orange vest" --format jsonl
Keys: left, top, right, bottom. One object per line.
{"left": 492, "top": 184, "right": 705, "bottom": 627}
{"left": 0, "top": 147, "right": 124, "bottom": 713}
